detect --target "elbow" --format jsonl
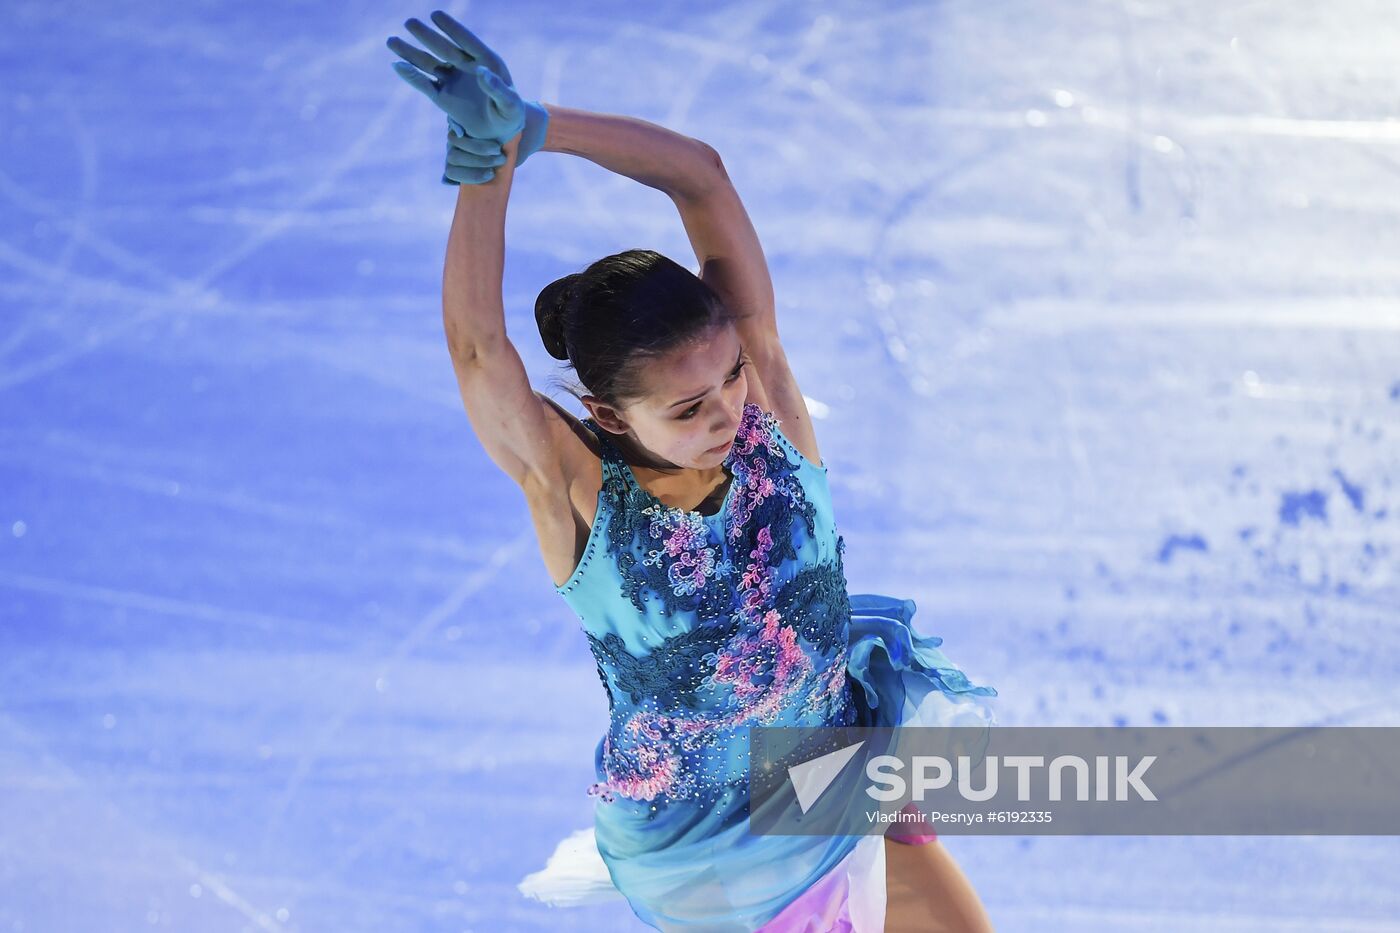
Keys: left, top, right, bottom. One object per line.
{"left": 672, "top": 140, "right": 730, "bottom": 202}
{"left": 699, "top": 141, "right": 731, "bottom": 185}
{"left": 696, "top": 140, "right": 723, "bottom": 172}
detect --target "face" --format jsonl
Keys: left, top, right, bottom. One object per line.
{"left": 588, "top": 325, "right": 749, "bottom": 469}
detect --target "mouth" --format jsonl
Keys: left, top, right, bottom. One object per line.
{"left": 707, "top": 436, "right": 735, "bottom": 454}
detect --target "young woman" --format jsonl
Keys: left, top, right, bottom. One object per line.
{"left": 388, "top": 12, "right": 1000, "bottom": 931}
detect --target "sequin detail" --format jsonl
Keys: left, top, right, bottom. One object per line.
{"left": 576, "top": 403, "right": 855, "bottom": 806}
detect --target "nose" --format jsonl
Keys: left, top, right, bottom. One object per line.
{"left": 712, "top": 419, "right": 740, "bottom": 445}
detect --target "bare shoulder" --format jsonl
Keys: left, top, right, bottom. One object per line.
{"left": 534, "top": 391, "right": 603, "bottom": 489}
{"left": 526, "top": 392, "right": 610, "bottom": 588}
{"left": 743, "top": 342, "right": 824, "bottom": 469}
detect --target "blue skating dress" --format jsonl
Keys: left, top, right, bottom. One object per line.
{"left": 518, "top": 402, "right": 997, "bottom": 931}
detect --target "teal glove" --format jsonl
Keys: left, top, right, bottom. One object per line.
{"left": 420, "top": 11, "right": 546, "bottom": 165}
{"left": 443, "top": 117, "right": 507, "bottom": 186}
{"left": 388, "top": 32, "right": 524, "bottom": 142}
{"left": 421, "top": 11, "right": 549, "bottom": 167}
{"left": 386, "top": 12, "right": 549, "bottom": 176}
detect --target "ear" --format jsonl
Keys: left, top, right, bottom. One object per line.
{"left": 580, "top": 395, "right": 630, "bottom": 435}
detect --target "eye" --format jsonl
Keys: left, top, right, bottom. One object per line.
{"left": 677, "top": 361, "right": 747, "bottom": 420}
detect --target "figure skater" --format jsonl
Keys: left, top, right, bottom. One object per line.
{"left": 387, "top": 12, "right": 1000, "bottom": 931}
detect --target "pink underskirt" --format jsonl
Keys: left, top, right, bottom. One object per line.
{"left": 885, "top": 801, "right": 940, "bottom": 845}
{"left": 756, "top": 804, "right": 937, "bottom": 932}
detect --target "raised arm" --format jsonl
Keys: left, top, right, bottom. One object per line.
{"left": 540, "top": 107, "right": 776, "bottom": 344}
{"left": 541, "top": 105, "right": 818, "bottom": 461}
{"left": 541, "top": 104, "right": 719, "bottom": 200}
{"left": 442, "top": 130, "right": 569, "bottom": 497}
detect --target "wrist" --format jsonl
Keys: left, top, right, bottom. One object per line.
{"left": 515, "top": 100, "right": 549, "bottom": 167}
{"left": 442, "top": 116, "right": 522, "bottom": 187}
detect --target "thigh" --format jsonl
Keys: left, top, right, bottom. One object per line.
{"left": 883, "top": 837, "right": 996, "bottom": 933}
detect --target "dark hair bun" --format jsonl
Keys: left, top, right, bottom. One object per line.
{"left": 534, "top": 273, "right": 580, "bottom": 361}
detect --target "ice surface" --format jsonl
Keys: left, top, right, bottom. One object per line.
{"left": 2, "top": 0, "right": 1398, "bottom": 930}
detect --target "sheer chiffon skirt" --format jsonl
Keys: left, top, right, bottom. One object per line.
{"left": 518, "top": 593, "right": 997, "bottom": 931}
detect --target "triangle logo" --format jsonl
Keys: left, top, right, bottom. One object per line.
{"left": 789, "top": 740, "right": 866, "bottom": 813}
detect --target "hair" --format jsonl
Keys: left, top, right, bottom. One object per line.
{"left": 534, "top": 248, "right": 741, "bottom": 409}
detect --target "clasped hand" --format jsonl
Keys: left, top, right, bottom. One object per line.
{"left": 386, "top": 10, "right": 548, "bottom": 184}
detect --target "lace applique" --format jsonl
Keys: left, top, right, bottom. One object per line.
{"left": 641, "top": 508, "right": 736, "bottom": 598}
{"left": 593, "top": 404, "right": 816, "bottom": 621}
{"left": 580, "top": 404, "right": 854, "bottom": 806}
{"left": 585, "top": 618, "right": 740, "bottom": 711}
{"left": 777, "top": 559, "right": 852, "bottom": 657}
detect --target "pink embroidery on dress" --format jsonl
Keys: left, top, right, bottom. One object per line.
{"left": 641, "top": 508, "right": 722, "bottom": 597}
{"left": 587, "top": 405, "right": 850, "bottom": 804}
{"left": 590, "top": 521, "right": 821, "bottom": 803}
